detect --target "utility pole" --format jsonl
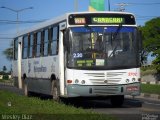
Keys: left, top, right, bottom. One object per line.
{"left": 108, "top": 0, "right": 111, "bottom": 11}
{"left": 74, "top": 0, "right": 78, "bottom": 12}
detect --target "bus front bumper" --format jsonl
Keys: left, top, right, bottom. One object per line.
{"left": 66, "top": 83, "right": 140, "bottom": 97}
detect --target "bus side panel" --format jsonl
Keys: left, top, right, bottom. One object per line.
{"left": 22, "top": 56, "right": 59, "bottom": 95}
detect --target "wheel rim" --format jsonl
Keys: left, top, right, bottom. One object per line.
{"left": 53, "top": 87, "right": 58, "bottom": 100}
{"left": 24, "top": 84, "right": 28, "bottom": 96}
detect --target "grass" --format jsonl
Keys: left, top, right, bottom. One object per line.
{"left": 0, "top": 90, "right": 115, "bottom": 120}
{"left": 141, "top": 84, "right": 160, "bottom": 95}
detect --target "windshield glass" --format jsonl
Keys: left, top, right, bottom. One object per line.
{"left": 67, "top": 26, "right": 139, "bottom": 70}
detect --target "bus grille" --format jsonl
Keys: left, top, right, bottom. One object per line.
{"left": 85, "top": 72, "right": 126, "bottom": 85}
{"left": 93, "top": 86, "right": 119, "bottom": 95}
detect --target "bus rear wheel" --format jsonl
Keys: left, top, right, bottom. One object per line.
{"left": 110, "top": 95, "right": 124, "bottom": 107}
{"left": 51, "top": 80, "right": 60, "bottom": 101}
{"left": 24, "top": 83, "right": 28, "bottom": 96}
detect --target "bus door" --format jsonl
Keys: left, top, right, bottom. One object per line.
{"left": 59, "top": 22, "right": 67, "bottom": 96}
{"left": 17, "top": 37, "right": 23, "bottom": 89}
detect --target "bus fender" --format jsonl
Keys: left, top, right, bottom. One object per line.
{"left": 50, "top": 74, "right": 56, "bottom": 82}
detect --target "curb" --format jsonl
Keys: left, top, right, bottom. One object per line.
{"left": 141, "top": 93, "right": 160, "bottom": 100}
{"left": 141, "top": 81, "right": 160, "bottom": 85}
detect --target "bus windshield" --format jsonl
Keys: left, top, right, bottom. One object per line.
{"left": 67, "top": 26, "right": 140, "bottom": 70}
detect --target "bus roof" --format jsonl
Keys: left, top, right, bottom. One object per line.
{"left": 14, "top": 14, "right": 67, "bottom": 38}
{"left": 68, "top": 11, "right": 135, "bottom": 15}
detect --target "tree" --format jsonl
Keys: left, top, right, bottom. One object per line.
{"left": 140, "top": 17, "right": 160, "bottom": 71}
{"left": 3, "top": 66, "right": 7, "bottom": 72}
{"left": 3, "top": 42, "right": 13, "bottom": 61}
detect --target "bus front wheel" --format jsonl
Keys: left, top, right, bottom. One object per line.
{"left": 110, "top": 95, "right": 124, "bottom": 107}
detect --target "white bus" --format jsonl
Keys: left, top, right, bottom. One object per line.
{"left": 12, "top": 11, "right": 142, "bottom": 106}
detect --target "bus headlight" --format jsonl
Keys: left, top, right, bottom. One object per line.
{"left": 132, "top": 78, "right": 136, "bottom": 82}
{"left": 138, "top": 78, "right": 141, "bottom": 82}
{"left": 81, "top": 80, "right": 85, "bottom": 84}
{"left": 126, "top": 79, "right": 129, "bottom": 83}
{"left": 75, "top": 79, "right": 79, "bottom": 84}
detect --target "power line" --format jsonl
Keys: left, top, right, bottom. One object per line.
{"left": 128, "top": 2, "right": 160, "bottom": 5}
{"left": 0, "top": 37, "right": 13, "bottom": 39}
{"left": 0, "top": 19, "right": 47, "bottom": 24}
{"left": 115, "top": 2, "right": 160, "bottom": 11}
{"left": 136, "top": 15, "right": 159, "bottom": 18}
{"left": 115, "top": 2, "right": 160, "bottom": 6}
{"left": 0, "top": 33, "right": 15, "bottom": 35}
{"left": 136, "top": 15, "right": 160, "bottom": 21}
{"left": 136, "top": 16, "right": 159, "bottom": 19}
{"left": 0, "top": 49, "right": 10, "bottom": 51}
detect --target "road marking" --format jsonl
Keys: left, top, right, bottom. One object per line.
{"left": 145, "top": 101, "right": 160, "bottom": 106}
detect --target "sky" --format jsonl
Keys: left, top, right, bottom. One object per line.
{"left": 0, "top": 0, "right": 160, "bottom": 71}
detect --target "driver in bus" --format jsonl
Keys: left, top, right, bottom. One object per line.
{"left": 95, "top": 35, "right": 103, "bottom": 52}
{"left": 94, "top": 35, "right": 106, "bottom": 58}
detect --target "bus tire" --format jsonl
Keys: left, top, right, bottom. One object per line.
{"left": 23, "top": 74, "right": 29, "bottom": 96}
{"left": 110, "top": 95, "right": 124, "bottom": 107}
{"left": 51, "top": 80, "right": 60, "bottom": 101}
{"left": 24, "top": 83, "right": 28, "bottom": 96}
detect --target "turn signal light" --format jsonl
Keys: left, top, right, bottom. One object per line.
{"left": 67, "top": 80, "right": 72, "bottom": 84}
{"left": 138, "top": 78, "right": 141, "bottom": 82}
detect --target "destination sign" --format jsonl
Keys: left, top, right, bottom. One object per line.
{"left": 92, "top": 17, "right": 125, "bottom": 24}
{"left": 74, "top": 18, "right": 86, "bottom": 24}
{"left": 68, "top": 13, "right": 136, "bottom": 25}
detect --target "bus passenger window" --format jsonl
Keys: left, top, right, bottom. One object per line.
{"left": 51, "top": 26, "right": 59, "bottom": 55}
{"left": 44, "top": 29, "right": 49, "bottom": 56}
{"left": 22, "top": 35, "right": 28, "bottom": 59}
{"left": 36, "top": 32, "right": 41, "bottom": 57}
{"left": 29, "top": 34, "right": 34, "bottom": 58}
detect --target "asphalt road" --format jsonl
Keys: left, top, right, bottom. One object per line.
{"left": 84, "top": 98, "right": 160, "bottom": 120}
{"left": 0, "top": 84, "right": 160, "bottom": 120}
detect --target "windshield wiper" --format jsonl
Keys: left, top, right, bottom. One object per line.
{"left": 109, "top": 24, "right": 122, "bottom": 58}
